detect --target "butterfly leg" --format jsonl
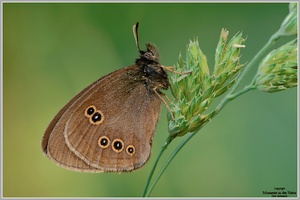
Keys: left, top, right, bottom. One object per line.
{"left": 153, "top": 87, "right": 174, "bottom": 120}
{"left": 161, "top": 92, "right": 171, "bottom": 103}
{"left": 161, "top": 65, "right": 192, "bottom": 75}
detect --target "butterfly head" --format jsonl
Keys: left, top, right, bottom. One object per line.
{"left": 139, "top": 43, "right": 159, "bottom": 62}
{"left": 135, "top": 43, "right": 160, "bottom": 66}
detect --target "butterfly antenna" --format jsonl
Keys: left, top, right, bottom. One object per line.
{"left": 133, "top": 22, "right": 141, "bottom": 52}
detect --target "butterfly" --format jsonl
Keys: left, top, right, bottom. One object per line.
{"left": 40, "top": 22, "right": 184, "bottom": 172}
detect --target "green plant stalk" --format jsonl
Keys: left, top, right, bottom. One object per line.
{"left": 144, "top": 132, "right": 197, "bottom": 197}
{"left": 142, "top": 135, "right": 174, "bottom": 197}
{"left": 142, "top": 30, "right": 283, "bottom": 197}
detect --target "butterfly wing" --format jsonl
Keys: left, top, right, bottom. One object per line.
{"left": 42, "top": 65, "right": 162, "bottom": 172}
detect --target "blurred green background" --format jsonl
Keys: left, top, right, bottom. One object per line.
{"left": 3, "top": 2, "right": 297, "bottom": 197}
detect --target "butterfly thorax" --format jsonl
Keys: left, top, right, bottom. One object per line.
{"left": 135, "top": 43, "right": 170, "bottom": 91}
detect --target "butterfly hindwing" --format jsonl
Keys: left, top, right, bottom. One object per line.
{"left": 43, "top": 65, "right": 161, "bottom": 172}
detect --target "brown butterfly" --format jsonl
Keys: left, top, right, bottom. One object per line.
{"left": 41, "top": 22, "right": 180, "bottom": 172}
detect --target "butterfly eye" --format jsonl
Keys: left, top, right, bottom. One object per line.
{"left": 126, "top": 145, "right": 135, "bottom": 156}
{"left": 112, "top": 139, "right": 124, "bottom": 153}
{"left": 85, "top": 106, "right": 105, "bottom": 125}
{"left": 92, "top": 112, "right": 102, "bottom": 122}
{"left": 85, "top": 106, "right": 96, "bottom": 117}
{"left": 87, "top": 110, "right": 104, "bottom": 125}
{"left": 98, "top": 136, "right": 110, "bottom": 149}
